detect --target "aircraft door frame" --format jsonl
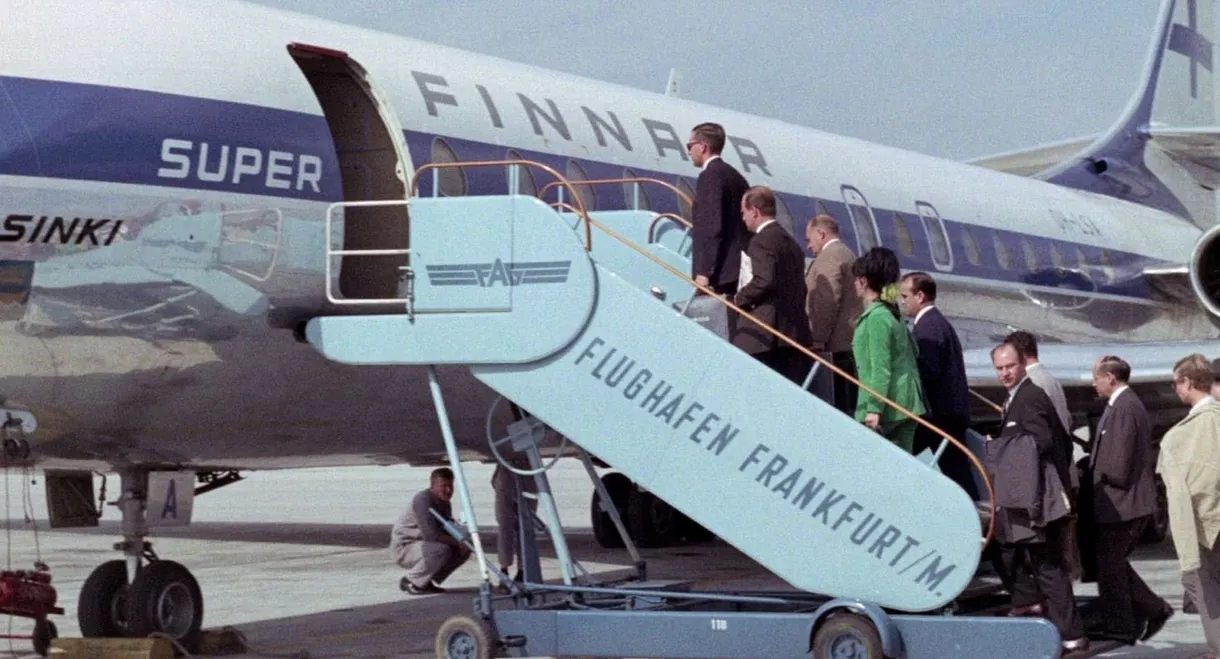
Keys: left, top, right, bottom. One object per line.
{"left": 914, "top": 201, "right": 954, "bottom": 272}
{"left": 839, "top": 185, "right": 881, "bottom": 255}
{"left": 289, "top": 43, "right": 414, "bottom": 304}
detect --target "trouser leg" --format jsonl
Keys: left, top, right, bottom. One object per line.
{"left": 1028, "top": 521, "right": 1085, "bottom": 640}
{"left": 398, "top": 541, "right": 460, "bottom": 588}
{"left": 914, "top": 415, "right": 980, "bottom": 500}
{"left": 495, "top": 484, "right": 519, "bottom": 569}
{"left": 831, "top": 351, "right": 857, "bottom": 418}
{"left": 1183, "top": 542, "right": 1220, "bottom": 652}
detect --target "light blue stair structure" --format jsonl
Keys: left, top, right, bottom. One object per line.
{"left": 306, "top": 193, "right": 984, "bottom": 613}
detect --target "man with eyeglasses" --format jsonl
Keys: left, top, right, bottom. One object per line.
{"left": 1159, "top": 354, "right": 1220, "bottom": 654}
{"left": 687, "top": 122, "right": 749, "bottom": 298}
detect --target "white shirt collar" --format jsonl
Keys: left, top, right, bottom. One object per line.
{"left": 822, "top": 237, "right": 841, "bottom": 250}
{"left": 1006, "top": 375, "right": 1029, "bottom": 401}
{"left": 1108, "top": 384, "right": 1129, "bottom": 406}
{"left": 1191, "top": 395, "right": 1216, "bottom": 416}
{"left": 701, "top": 154, "right": 721, "bottom": 171}
{"left": 913, "top": 304, "right": 935, "bottom": 327}
{"left": 754, "top": 219, "right": 777, "bottom": 234}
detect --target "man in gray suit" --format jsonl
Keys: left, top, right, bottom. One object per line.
{"left": 1004, "top": 331, "right": 1071, "bottom": 436}
{"left": 1085, "top": 356, "right": 1172, "bottom": 643}
{"left": 804, "top": 215, "right": 863, "bottom": 415}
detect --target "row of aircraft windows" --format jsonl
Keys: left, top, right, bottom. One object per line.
{"left": 430, "top": 137, "right": 1119, "bottom": 285}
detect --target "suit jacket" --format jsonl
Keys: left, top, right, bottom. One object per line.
{"left": 1157, "top": 401, "right": 1220, "bottom": 573}
{"left": 1026, "top": 363, "right": 1071, "bottom": 435}
{"left": 1088, "top": 387, "right": 1155, "bottom": 524}
{"left": 691, "top": 157, "right": 749, "bottom": 288}
{"left": 732, "top": 222, "right": 812, "bottom": 354}
{"left": 987, "top": 378, "right": 1074, "bottom": 544}
{"left": 804, "top": 239, "right": 862, "bottom": 354}
{"left": 851, "top": 301, "right": 925, "bottom": 431}
{"left": 910, "top": 307, "right": 970, "bottom": 422}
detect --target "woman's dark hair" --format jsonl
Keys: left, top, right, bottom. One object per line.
{"left": 851, "top": 247, "right": 902, "bottom": 319}
{"left": 850, "top": 247, "right": 900, "bottom": 293}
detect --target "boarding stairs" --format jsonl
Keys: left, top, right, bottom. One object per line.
{"left": 306, "top": 162, "right": 992, "bottom": 614}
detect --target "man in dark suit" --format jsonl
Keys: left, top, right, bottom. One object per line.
{"left": 899, "top": 272, "right": 979, "bottom": 500}
{"left": 989, "top": 342, "right": 1087, "bottom": 655}
{"left": 687, "top": 122, "right": 749, "bottom": 296}
{"left": 1083, "top": 355, "right": 1172, "bottom": 643}
{"left": 732, "top": 186, "right": 813, "bottom": 384}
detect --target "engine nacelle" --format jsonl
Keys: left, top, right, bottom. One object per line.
{"left": 1190, "top": 223, "right": 1220, "bottom": 321}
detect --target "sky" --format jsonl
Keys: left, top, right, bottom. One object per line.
{"left": 246, "top": 1, "right": 1166, "bottom": 161}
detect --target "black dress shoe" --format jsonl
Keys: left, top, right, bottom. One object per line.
{"left": 1141, "top": 601, "right": 1174, "bottom": 641}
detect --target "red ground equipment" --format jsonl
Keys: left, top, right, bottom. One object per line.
{"left": 0, "top": 567, "right": 62, "bottom": 656}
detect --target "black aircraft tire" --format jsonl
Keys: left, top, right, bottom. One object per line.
{"left": 125, "top": 560, "right": 204, "bottom": 653}
{"left": 78, "top": 560, "right": 130, "bottom": 638}
{"left": 591, "top": 473, "right": 631, "bottom": 549}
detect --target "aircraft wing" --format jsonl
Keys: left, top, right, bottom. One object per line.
{"left": 963, "top": 339, "right": 1220, "bottom": 388}
{"left": 965, "top": 135, "right": 1098, "bottom": 177}
{"left": 1144, "top": 126, "right": 1220, "bottom": 188}
{"left": 969, "top": 126, "right": 1220, "bottom": 190}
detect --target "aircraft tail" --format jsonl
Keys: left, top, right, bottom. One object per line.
{"left": 1036, "top": 0, "right": 1219, "bottom": 227}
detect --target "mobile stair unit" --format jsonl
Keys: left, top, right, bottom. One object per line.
{"left": 305, "top": 161, "right": 1065, "bottom": 659}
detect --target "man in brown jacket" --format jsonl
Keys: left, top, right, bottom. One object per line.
{"left": 804, "top": 215, "right": 863, "bottom": 415}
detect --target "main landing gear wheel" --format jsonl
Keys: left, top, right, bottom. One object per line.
{"left": 812, "top": 611, "right": 885, "bottom": 659}
{"left": 626, "top": 487, "right": 683, "bottom": 548}
{"left": 591, "top": 472, "right": 631, "bottom": 549}
{"left": 435, "top": 615, "right": 496, "bottom": 659}
{"left": 32, "top": 619, "right": 57, "bottom": 657}
{"left": 125, "top": 560, "right": 204, "bottom": 653}
{"left": 78, "top": 560, "right": 129, "bottom": 638}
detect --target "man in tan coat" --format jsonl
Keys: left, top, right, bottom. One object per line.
{"left": 804, "top": 215, "right": 863, "bottom": 415}
{"left": 1159, "top": 353, "right": 1220, "bottom": 651}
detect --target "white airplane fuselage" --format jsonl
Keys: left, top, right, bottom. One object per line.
{"left": 0, "top": 1, "right": 1212, "bottom": 475}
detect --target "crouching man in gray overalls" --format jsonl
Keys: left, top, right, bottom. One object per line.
{"left": 390, "top": 467, "right": 471, "bottom": 595}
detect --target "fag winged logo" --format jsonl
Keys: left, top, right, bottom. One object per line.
{"left": 425, "top": 258, "right": 571, "bottom": 287}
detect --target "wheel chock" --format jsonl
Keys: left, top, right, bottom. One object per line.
{"left": 195, "top": 627, "right": 247, "bottom": 655}
{"left": 48, "top": 637, "right": 175, "bottom": 659}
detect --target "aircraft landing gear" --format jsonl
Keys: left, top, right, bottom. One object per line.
{"left": 77, "top": 469, "right": 204, "bottom": 652}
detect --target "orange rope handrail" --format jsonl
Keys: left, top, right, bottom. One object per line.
{"left": 410, "top": 159, "right": 594, "bottom": 251}
{"left": 582, "top": 213, "right": 997, "bottom": 546}
{"left": 537, "top": 176, "right": 695, "bottom": 212}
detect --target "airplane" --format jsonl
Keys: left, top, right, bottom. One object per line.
{"left": 1, "top": 0, "right": 1219, "bottom": 650}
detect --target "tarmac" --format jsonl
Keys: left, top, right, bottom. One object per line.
{"left": 0, "top": 460, "right": 1208, "bottom": 658}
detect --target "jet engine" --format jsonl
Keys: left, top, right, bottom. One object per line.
{"left": 1190, "top": 223, "right": 1220, "bottom": 321}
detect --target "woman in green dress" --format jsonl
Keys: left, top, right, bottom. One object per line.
{"left": 849, "top": 247, "right": 925, "bottom": 453}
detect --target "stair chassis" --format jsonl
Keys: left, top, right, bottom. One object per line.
{"left": 425, "top": 366, "right": 1066, "bottom": 659}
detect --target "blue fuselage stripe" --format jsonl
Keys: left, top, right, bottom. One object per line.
{"left": 0, "top": 75, "right": 1158, "bottom": 301}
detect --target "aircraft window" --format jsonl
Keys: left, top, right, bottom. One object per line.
{"left": 992, "top": 231, "right": 1011, "bottom": 270}
{"left": 1099, "top": 249, "right": 1116, "bottom": 283}
{"left": 1050, "top": 242, "right": 1065, "bottom": 270}
{"left": 774, "top": 193, "right": 794, "bottom": 235}
{"left": 621, "top": 168, "right": 652, "bottom": 211}
{"left": 564, "top": 159, "right": 596, "bottom": 211}
{"left": 915, "top": 201, "right": 952, "bottom": 270}
{"left": 961, "top": 227, "right": 981, "bottom": 265}
{"left": 505, "top": 149, "right": 537, "bottom": 197}
{"left": 676, "top": 177, "right": 695, "bottom": 221}
{"left": 1021, "top": 238, "right": 1039, "bottom": 271}
{"left": 430, "top": 137, "right": 466, "bottom": 197}
{"left": 893, "top": 213, "right": 915, "bottom": 256}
